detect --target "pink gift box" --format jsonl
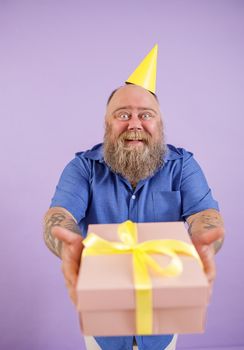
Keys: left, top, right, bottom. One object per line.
{"left": 77, "top": 222, "right": 209, "bottom": 336}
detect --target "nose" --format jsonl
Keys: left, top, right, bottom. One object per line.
{"left": 127, "top": 114, "right": 143, "bottom": 130}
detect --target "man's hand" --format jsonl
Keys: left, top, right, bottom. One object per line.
{"left": 52, "top": 226, "right": 84, "bottom": 305}
{"left": 43, "top": 207, "right": 84, "bottom": 305}
{"left": 187, "top": 209, "right": 225, "bottom": 284}
{"left": 190, "top": 228, "right": 221, "bottom": 283}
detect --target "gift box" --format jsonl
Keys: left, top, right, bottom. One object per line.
{"left": 76, "top": 221, "right": 209, "bottom": 336}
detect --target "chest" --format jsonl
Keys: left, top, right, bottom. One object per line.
{"left": 87, "top": 164, "right": 183, "bottom": 223}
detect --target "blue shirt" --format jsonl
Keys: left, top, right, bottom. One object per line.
{"left": 51, "top": 143, "right": 219, "bottom": 350}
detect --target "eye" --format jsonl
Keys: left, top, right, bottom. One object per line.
{"left": 115, "top": 112, "right": 130, "bottom": 121}
{"left": 140, "top": 112, "right": 153, "bottom": 121}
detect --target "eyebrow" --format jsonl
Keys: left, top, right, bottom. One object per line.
{"left": 112, "top": 106, "right": 158, "bottom": 115}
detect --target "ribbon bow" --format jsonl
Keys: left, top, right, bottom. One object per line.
{"left": 83, "top": 220, "right": 201, "bottom": 334}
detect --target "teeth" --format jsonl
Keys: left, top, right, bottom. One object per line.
{"left": 127, "top": 138, "right": 142, "bottom": 141}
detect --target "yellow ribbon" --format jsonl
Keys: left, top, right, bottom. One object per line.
{"left": 83, "top": 220, "right": 201, "bottom": 334}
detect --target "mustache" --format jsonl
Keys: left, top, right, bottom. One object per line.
{"left": 118, "top": 130, "right": 151, "bottom": 143}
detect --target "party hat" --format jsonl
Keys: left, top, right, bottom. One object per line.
{"left": 126, "top": 44, "right": 158, "bottom": 94}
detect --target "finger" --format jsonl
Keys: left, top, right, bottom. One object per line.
{"left": 62, "top": 260, "right": 80, "bottom": 285}
{"left": 69, "top": 287, "right": 77, "bottom": 305}
{"left": 61, "top": 239, "right": 84, "bottom": 265}
{"left": 62, "top": 262, "right": 79, "bottom": 305}
{"left": 197, "top": 245, "right": 216, "bottom": 283}
{"left": 62, "top": 264, "right": 75, "bottom": 283}
{"left": 64, "top": 276, "right": 77, "bottom": 305}
{"left": 52, "top": 226, "right": 83, "bottom": 245}
{"left": 208, "top": 280, "right": 214, "bottom": 302}
{"left": 64, "top": 274, "right": 77, "bottom": 292}
{"left": 205, "top": 258, "right": 216, "bottom": 284}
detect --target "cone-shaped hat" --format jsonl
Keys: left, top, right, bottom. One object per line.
{"left": 126, "top": 44, "right": 158, "bottom": 94}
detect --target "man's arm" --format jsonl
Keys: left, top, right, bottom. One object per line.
{"left": 43, "top": 207, "right": 84, "bottom": 304}
{"left": 43, "top": 207, "right": 82, "bottom": 257}
{"left": 187, "top": 209, "right": 225, "bottom": 253}
{"left": 186, "top": 209, "right": 225, "bottom": 283}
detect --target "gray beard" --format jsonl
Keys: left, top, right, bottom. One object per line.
{"left": 103, "top": 129, "right": 166, "bottom": 187}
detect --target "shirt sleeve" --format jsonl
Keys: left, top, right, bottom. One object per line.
{"left": 50, "top": 155, "right": 91, "bottom": 223}
{"left": 180, "top": 150, "right": 219, "bottom": 219}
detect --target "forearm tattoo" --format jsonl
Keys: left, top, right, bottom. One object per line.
{"left": 188, "top": 211, "right": 224, "bottom": 253}
{"left": 44, "top": 211, "right": 81, "bottom": 257}
{"left": 201, "top": 214, "right": 223, "bottom": 230}
{"left": 188, "top": 213, "right": 223, "bottom": 235}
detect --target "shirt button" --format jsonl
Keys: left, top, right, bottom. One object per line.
{"left": 131, "top": 195, "right": 136, "bottom": 200}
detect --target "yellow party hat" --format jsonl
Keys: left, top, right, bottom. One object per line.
{"left": 126, "top": 44, "right": 158, "bottom": 94}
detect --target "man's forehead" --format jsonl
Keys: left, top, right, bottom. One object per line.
{"left": 112, "top": 105, "right": 158, "bottom": 114}
{"left": 107, "top": 85, "right": 160, "bottom": 112}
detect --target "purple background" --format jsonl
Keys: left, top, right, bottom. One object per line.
{"left": 1, "top": 1, "right": 243, "bottom": 349}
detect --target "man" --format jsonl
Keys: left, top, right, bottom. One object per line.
{"left": 43, "top": 83, "right": 224, "bottom": 350}
{"left": 43, "top": 46, "right": 224, "bottom": 349}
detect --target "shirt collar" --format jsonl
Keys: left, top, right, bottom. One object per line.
{"left": 78, "top": 143, "right": 183, "bottom": 162}
{"left": 163, "top": 144, "right": 184, "bottom": 162}
{"left": 77, "top": 143, "right": 104, "bottom": 161}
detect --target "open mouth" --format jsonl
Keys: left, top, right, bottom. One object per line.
{"left": 121, "top": 131, "right": 149, "bottom": 146}
{"left": 123, "top": 141, "right": 146, "bottom": 149}
{"left": 125, "top": 139, "right": 144, "bottom": 145}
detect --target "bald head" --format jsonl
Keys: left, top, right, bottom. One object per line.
{"left": 105, "top": 84, "right": 161, "bottom": 121}
{"left": 107, "top": 84, "right": 159, "bottom": 106}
